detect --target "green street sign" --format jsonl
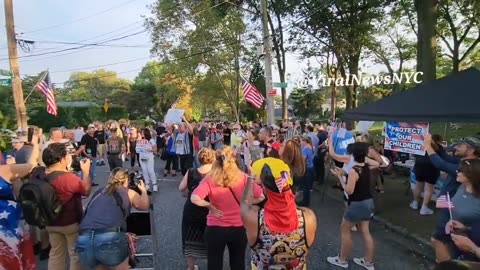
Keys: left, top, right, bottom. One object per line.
{"left": 0, "top": 79, "right": 11, "bottom": 86}
{"left": 273, "top": 82, "right": 288, "bottom": 88}
{"left": 0, "top": 69, "right": 12, "bottom": 77}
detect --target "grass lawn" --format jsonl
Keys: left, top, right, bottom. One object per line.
{"left": 365, "top": 122, "right": 480, "bottom": 145}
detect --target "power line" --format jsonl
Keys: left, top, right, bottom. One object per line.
{"left": 0, "top": 30, "right": 147, "bottom": 61}
{"left": 20, "top": 0, "right": 141, "bottom": 34}
{"left": 54, "top": 39, "right": 239, "bottom": 85}
{"left": 18, "top": 39, "right": 152, "bottom": 48}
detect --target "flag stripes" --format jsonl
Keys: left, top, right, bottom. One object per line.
{"left": 35, "top": 71, "right": 57, "bottom": 116}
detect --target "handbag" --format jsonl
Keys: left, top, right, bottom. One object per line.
{"left": 126, "top": 232, "right": 139, "bottom": 267}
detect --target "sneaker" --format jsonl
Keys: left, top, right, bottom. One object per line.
{"left": 420, "top": 206, "right": 434, "bottom": 215}
{"left": 92, "top": 183, "right": 99, "bottom": 187}
{"left": 353, "top": 257, "right": 374, "bottom": 270}
{"left": 153, "top": 185, "right": 158, "bottom": 192}
{"left": 194, "top": 265, "right": 199, "bottom": 270}
{"left": 327, "top": 256, "right": 349, "bottom": 268}
{"left": 409, "top": 201, "right": 418, "bottom": 210}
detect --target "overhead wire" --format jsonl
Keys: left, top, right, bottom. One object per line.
{"left": 0, "top": 30, "right": 147, "bottom": 61}
{"left": 53, "top": 39, "right": 239, "bottom": 85}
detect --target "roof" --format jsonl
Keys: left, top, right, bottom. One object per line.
{"left": 344, "top": 67, "right": 480, "bottom": 123}
{"left": 57, "top": 101, "right": 100, "bottom": 108}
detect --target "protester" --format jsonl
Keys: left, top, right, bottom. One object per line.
{"left": 127, "top": 126, "right": 141, "bottom": 168}
{"left": 136, "top": 128, "right": 158, "bottom": 192}
{"left": 327, "top": 142, "right": 376, "bottom": 270}
{"left": 94, "top": 123, "right": 107, "bottom": 166}
{"left": 411, "top": 134, "right": 444, "bottom": 215}
{"left": 80, "top": 124, "right": 99, "bottom": 186}
{"left": 209, "top": 124, "right": 224, "bottom": 150}
{"left": 175, "top": 117, "right": 194, "bottom": 175}
{"left": 299, "top": 136, "right": 315, "bottom": 207}
{"left": 432, "top": 159, "right": 480, "bottom": 262}
{"left": 42, "top": 143, "right": 92, "bottom": 270}
{"left": 76, "top": 167, "right": 149, "bottom": 269}
{"left": 164, "top": 126, "right": 178, "bottom": 177}
{"left": 0, "top": 133, "right": 39, "bottom": 270}
{"left": 106, "top": 126, "right": 126, "bottom": 171}
{"left": 11, "top": 135, "right": 33, "bottom": 164}
{"left": 191, "top": 146, "right": 264, "bottom": 270}
{"left": 242, "top": 157, "right": 317, "bottom": 269}
{"left": 179, "top": 148, "right": 216, "bottom": 270}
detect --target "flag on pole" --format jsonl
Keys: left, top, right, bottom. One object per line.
{"left": 241, "top": 75, "right": 265, "bottom": 109}
{"left": 35, "top": 71, "right": 58, "bottom": 116}
{"left": 436, "top": 195, "right": 455, "bottom": 209}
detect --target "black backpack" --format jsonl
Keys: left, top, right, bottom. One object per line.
{"left": 18, "top": 167, "right": 65, "bottom": 228}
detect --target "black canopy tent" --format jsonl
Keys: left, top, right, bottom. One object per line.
{"left": 344, "top": 67, "right": 480, "bottom": 122}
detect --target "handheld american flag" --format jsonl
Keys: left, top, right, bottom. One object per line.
{"left": 241, "top": 75, "right": 265, "bottom": 109}
{"left": 35, "top": 71, "right": 58, "bottom": 116}
{"left": 436, "top": 195, "right": 454, "bottom": 209}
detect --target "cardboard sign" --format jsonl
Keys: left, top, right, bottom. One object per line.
{"left": 164, "top": 109, "right": 185, "bottom": 124}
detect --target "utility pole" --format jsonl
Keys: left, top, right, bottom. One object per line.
{"left": 4, "top": 0, "right": 27, "bottom": 130}
{"left": 260, "top": 0, "right": 274, "bottom": 127}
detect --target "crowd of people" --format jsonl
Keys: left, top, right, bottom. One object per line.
{"left": 0, "top": 117, "right": 479, "bottom": 270}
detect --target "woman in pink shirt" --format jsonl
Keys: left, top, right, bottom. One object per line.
{"left": 191, "top": 146, "right": 264, "bottom": 270}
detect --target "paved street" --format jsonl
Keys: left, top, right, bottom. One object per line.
{"left": 39, "top": 158, "right": 434, "bottom": 269}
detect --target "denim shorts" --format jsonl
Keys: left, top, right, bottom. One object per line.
{"left": 75, "top": 231, "right": 129, "bottom": 268}
{"left": 344, "top": 198, "right": 374, "bottom": 223}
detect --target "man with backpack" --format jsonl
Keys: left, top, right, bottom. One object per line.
{"left": 21, "top": 142, "right": 92, "bottom": 270}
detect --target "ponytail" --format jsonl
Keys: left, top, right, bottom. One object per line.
{"left": 209, "top": 146, "right": 241, "bottom": 187}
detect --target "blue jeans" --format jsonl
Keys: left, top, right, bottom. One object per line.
{"left": 300, "top": 167, "right": 316, "bottom": 207}
{"left": 75, "top": 231, "right": 128, "bottom": 268}
{"left": 77, "top": 157, "right": 97, "bottom": 182}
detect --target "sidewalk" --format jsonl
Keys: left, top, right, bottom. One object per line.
{"left": 317, "top": 171, "right": 436, "bottom": 261}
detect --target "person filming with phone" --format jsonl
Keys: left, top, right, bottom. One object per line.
{"left": 36, "top": 142, "right": 93, "bottom": 270}
{"left": 76, "top": 167, "right": 149, "bottom": 269}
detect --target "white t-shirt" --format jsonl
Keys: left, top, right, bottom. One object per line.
{"left": 135, "top": 139, "right": 156, "bottom": 158}
{"left": 74, "top": 129, "right": 84, "bottom": 142}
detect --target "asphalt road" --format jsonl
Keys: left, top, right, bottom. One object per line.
{"left": 38, "top": 158, "right": 434, "bottom": 270}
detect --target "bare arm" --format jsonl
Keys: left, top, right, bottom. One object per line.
{"left": 179, "top": 171, "right": 189, "bottom": 192}
{"left": 182, "top": 116, "right": 193, "bottom": 134}
{"left": 128, "top": 185, "right": 150, "bottom": 211}
{"left": 241, "top": 176, "right": 259, "bottom": 246}
{"left": 328, "top": 136, "right": 350, "bottom": 163}
{"left": 343, "top": 169, "right": 359, "bottom": 195}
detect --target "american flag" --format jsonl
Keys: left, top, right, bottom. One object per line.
{"left": 241, "top": 76, "right": 265, "bottom": 109}
{"left": 35, "top": 71, "right": 57, "bottom": 116}
{"left": 436, "top": 195, "right": 455, "bottom": 209}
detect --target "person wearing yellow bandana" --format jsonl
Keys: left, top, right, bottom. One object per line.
{"left": 241, "top": 157, "right": 317, "bottom": 270}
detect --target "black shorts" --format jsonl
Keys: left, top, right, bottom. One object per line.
{"left": 414, "top": 164, "right": 440, "bottom": 185}
{"left": 334, "top": 160, "right": 344, "bottom": 168}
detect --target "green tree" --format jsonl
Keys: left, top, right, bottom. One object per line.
{"left": 290, "top": 0, "right": 391, "bottom": 112}
{"left": 437, "top": 0, "right": 480, "bottom": 73}
{"left": 147, "top": 0, "right": 246, "bottom": 121}
{"left": 62, "top": 69, "right": 131, "bottom": 107}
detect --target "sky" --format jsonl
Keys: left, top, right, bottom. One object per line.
{"left": 0, "top": 0, "right": 385, "bottom": 95}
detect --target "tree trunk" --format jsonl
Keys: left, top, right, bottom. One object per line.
{"left": 416, "top": 0, "right": 438, "bottom": 83}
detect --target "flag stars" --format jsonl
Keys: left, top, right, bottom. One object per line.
{"left": 0, "top": 210, "right": 9, "bottom": 219}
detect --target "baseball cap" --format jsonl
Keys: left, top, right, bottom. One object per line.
{"left": 88, "top": 124, "right": 95, "bottom": 129}
{"left": 458, "top": 137, "right": 480, "bottom": 150}
{"left": 11, "top": 135, "right": 27, "bottom": 143}
{"left": 268, "top": 141, "right": 282, "bottom": 152}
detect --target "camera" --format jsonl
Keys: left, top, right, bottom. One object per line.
{"left": 128, "top": 171, "right": 144, "bottom": 195}
{"left": 70, "top": 155, "right": 86, "bottom": 172}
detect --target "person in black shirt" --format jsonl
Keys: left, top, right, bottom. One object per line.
{"left": 223, "top": 123, "right": 231, "bottom": 146}
{"left": 80, "top": 125, "right": 99, "bottom": 186}
{"left": 94, "top": 124, "right": 106, "bottom": 166}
